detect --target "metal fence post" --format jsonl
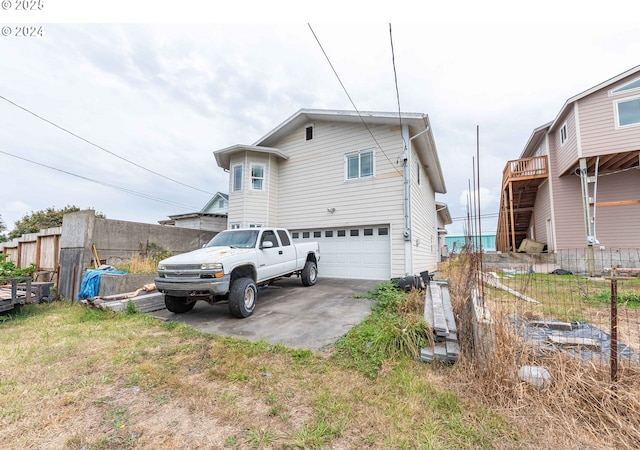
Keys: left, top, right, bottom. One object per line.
{"left": 610, "top": 265, "right": 618, "bottom": 383}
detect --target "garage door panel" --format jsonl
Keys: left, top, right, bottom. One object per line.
{"left": 292, "top": 225, "right": 390, "bottom": 280}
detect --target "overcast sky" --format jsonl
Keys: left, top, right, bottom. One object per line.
{"left": 1, "top": 2, "right": 638, "bottom": 236}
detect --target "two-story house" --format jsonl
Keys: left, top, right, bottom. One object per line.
{"left": 213, "top": 109, "right": 447, "bottom": 280}
{"left": 497, "top": 65, "right": 640, "bottom": 258}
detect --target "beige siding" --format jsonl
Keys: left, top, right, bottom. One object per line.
{"left": 590, "top": 169, "right": 640, "bottom": 248}
{"left": 555, "top": 107, "right": 579, "bottom": 175}
{"left": 533, "top": 180, "right": 551, "bottom": 246}
{"left": 411, "top": 146, "right": 437, "bottom": 272}
{"left": 578, "top": 75, "right": 640, "bottom": 157}
{"left": 227, "top": 151, "right": 274, "bottom": 227}
{"left": 272, "top": 120, "right": 407, "bottom": 276}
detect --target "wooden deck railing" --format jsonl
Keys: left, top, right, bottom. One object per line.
{"left": 502, "top": 155, "right": 548, "bottom": 187}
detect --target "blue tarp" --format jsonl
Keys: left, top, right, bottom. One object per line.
{"left": 78, "top": 266, "right": 125, "bottom": 299}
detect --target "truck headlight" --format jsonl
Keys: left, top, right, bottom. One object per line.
{"left": 158, "top": 264, "right": 166, "bottom": 271}
{"left": 201, "top": 263, "right": 223, "bottom": 271}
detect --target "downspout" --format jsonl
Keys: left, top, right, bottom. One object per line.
{"left": 403, "top": 124, "right": 412, "bottom": 275}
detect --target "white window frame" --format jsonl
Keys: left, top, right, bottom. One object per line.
{"left": 609, "top": 76, "right": 640, "bottom": 96}
{"left": 345, "top": 149, "right": 375, "bottom": 180}
{"left": 559, "top": 123, "right": 567, "bottom": 146}
{"left": 230, "top": 223, "right": 241, "bottom": 229}
{"left": 248, "top": 223, "right": 263, "bottom": 228}
{"left": 250, "top": 163, "right": 265, "bottom": 191}
{"left": 232, "top": 164, "right": 243, "bottom": 192}
{"left": 614, "top": 95, "right": 640, "bottom": 129}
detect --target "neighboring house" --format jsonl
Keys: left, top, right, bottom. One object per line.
{"left": 497, "top": 65, "right": 640, "bottom": 254}
{"left": 436, "top": 201, "right": 452, "bottom": 260}
{"left": 159, "top": 192, "right": 228, "bottom": 232}
{"left": 213, "top": 109, "right": 448, "bottom": 280}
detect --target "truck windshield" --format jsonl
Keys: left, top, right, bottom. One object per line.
{"left": 205, "top": 230, "right": 259, "bottom": 249}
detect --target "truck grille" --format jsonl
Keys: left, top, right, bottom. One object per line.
{"left": 164, "top": 264, "right": 201, "bottom": 271}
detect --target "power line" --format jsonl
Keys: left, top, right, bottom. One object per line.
{"left": 0, "top": 149, "right": 201, "bottom": 211}
{"left": 0, "top": 95, "right": 215, "bottom": 195}
{"left": 389, "top": 23, "right": 407, "bottom": 152}
{"left": 307, "top": 24, "right": 402, "bottom": 176}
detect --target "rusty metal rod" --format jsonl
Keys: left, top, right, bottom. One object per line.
{"left": 611, "top": 267, "right": 618, "bottom": 383}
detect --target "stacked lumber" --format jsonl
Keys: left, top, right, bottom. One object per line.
{"left": 420, "top": 281, "right": 460, "bottom": 364}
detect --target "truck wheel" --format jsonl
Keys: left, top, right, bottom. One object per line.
{"left": 228, "top": 277, "right": 257, "bottom": 318}
{"left": 165, "top": 295, "right": 196, "bottom": 313}
{"left": 301, "top": 261, "right": 318, "bottom": 286}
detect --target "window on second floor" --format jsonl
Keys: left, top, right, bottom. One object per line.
{"left": 616, "top": 97, "right": 640, "bottom": 127}
{"left": 345, "top": 149, "right": 374, "bottom": 180}
{"left": 251, "top": 164, "right": 265, "bottom": 191}
{"left": 305, "top": 124, "right": 314, "bottom": 141}
{"left": 232, "top": 164, "right": 242, "bottom": 192}
{"left": 560, "top": 124, "right": 568, "bottom": 145}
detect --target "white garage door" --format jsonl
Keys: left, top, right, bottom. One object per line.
{"left": 291, "top": 225, "right": 391, "bottom": 280}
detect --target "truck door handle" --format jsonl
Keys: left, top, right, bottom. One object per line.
{"left": 278, "top": 251, "right": 283, "bottom": 255}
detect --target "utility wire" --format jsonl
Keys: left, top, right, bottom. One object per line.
{"left": 0, "top": 95, "right": 215, "bottom": 195}
{"left": 307, "top": 24, "right": 402, "bottom": 176}
{"left": 0, "top": 149, "right": 201, "bottom": 210}
{"left": 389, "top": 23, "right": 408, "bottom": 153}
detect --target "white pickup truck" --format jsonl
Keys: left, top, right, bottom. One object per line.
{"left": 155, "top": 228, "right": 319, "bottom": 318}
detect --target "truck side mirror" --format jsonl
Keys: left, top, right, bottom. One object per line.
{"left": 261, "top": 241, "right": 274, "bottom": 249}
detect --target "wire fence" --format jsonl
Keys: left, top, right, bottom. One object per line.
{"left": 480, "top": 249, "right": 640, "bottom": 374}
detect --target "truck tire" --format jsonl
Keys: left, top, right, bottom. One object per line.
{"left": 228, "top": 277, "right": 257, "bottom": 318}
{"left": 301, "top": 261, "right": 318, "bottom": 286}
{"left": 165, "top": 295, "right": 196, "bottom": 313}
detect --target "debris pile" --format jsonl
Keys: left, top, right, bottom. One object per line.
{"left": 420, "top": 281, "right": 460, "bottom": 364}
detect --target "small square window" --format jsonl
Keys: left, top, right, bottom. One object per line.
{"left": 378, "top": 228, "right": 388, "bottom": 236}
{"left": 350, "top": 229, "right": 359, "bottom": 237}
{"left": 303, "top": 232, "right": 310, "bottom": 238}
{"left": 364, "top": 228, "right": 373, "bottom": 236}
{"left": 292, "top": 232, "right": 299, "bottom": 239}
{"left": 325, "top": 230, "right": 333, "bottom": 237}
{"left": 337, "top": 230, "right": 346, "bottom": 237}
{"left": 313, "top": 231, "right": 321, "bottom": 238}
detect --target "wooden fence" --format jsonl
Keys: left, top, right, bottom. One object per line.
{"left": 0, "top": 227, "right": 61, "bottom": 280}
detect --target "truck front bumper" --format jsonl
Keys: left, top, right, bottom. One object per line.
{"left": 154, "top": 274, "right": 231, "bottom": 297}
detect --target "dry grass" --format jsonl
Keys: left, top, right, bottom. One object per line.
{"left": 115, "top": 256, "right": 161, "bottom": 275}
{"left": 440, "top": 254, "right": 640, "bottom": 450}
{"left": 1, "top": 301, "right": 513, "bottom": 449}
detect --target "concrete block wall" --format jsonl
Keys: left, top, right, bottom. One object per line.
{"left": 58, "top": 210, "right": 217, "bottom": 300}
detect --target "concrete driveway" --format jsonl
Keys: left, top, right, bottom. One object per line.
{"left": 150, "top": 277, "right": 383, "bottom": 352}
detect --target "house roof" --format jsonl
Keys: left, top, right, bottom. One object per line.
{"left": 436, "top": 201, "right": 452, "bottom": 225}
{"left": 547, "top": 64, "right": 640, "bottom": 133}
{"left": 519, "top": 121, "right": 552, "bottom": 158}
{"left": 254, "top": 108, "right": 447, "bottom": 193}
{"left": 214, "top": 144, "right": 289, "bottom": 170}
{"left": 200, "top": 192, "right": 228, "bottom": 213}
